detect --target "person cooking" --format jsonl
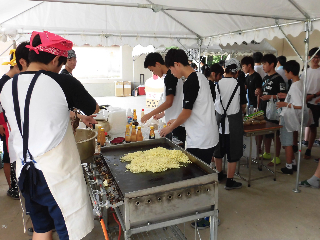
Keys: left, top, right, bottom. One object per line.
{"left": 0, "top": 31, "right": 99, "bottom": 240}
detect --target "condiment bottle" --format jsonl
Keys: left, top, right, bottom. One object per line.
{"left": 141, "top": 109, "right": 145, "bottom": 119}
{"left": 149, "top": 126, "right": 155, "bottom": 139}
{"left": 136, "top": 126, "right": 143, "bottom": 141}
{"left": 125, "top": 124, "right": 131, "bottom": 143}
{"left": 127, "top": 108, "right": 133, "bottom": 124}
{"left": 97, "top": 126, "right": 102, "bottom": 144}
{"left": 130, "top": 125, "right": 137, "bottom": 142}
{"left": 163, "top": 124, "right": 172, "bottom": 140}
{"left": 133, "top": 109, "right": 137, "bottom": 122}
{"left": 100, "top": 128, "right": 106, "bottom": 146}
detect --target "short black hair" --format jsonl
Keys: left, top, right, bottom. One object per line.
{"left": 261, "top": 54, "right": 277, "bottom": 68}
{"left": 309, "top": 47, "right": 320, "bottom": 57}
{"left": 283, "top": 60, "right": 300, "bottom": 76}
{"left": 144, "top": 52, "right": 164, "bottom": 68}
{"left": 190, "top": 63, "right": 197, "bottom": 69}
{"left": 253, "top": 52, "right": 263, "bottom": 63}
{"left": 218, "top": 60, "right": 225, "bottom": 67}
{"left": 240, "top": 56, "right": 254, "bottom": 68}
{"left": 201, "top": 57, "right": 206, "bottom": 64}
{"left": 28, "top": 34, "right": 67, "bottom": 66}
{"left": 277, "top": 56, "right": 287, "bottom": 66}
{"left": 204, "top": 63, "right": 224, "bottom": 78}
{"left": 16, "top": 41, "right": 30, "bottom": 71}
{"left": 165, "top": 49, "right": 189, "bottom": 68}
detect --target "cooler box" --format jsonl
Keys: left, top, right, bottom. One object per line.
{"left": 138, "top": 85, "right": 145, "bottom": 95}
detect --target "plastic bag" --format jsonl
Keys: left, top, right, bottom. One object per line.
{"left": 282, "top": 105, "right": 300, "bottom": 132}
{"left": 243, "top": 136, "right": 257, "bottom": 159}
{"left": 266, "top": 96, "right": 280, "bottom": 121}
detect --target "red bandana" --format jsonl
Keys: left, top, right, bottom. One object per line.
{"left": 26, "top": 31, "right": 73, "bottom": 57}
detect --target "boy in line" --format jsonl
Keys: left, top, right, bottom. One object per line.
{"left": 141, "top": 52, "right": 186, "bottom": 147}
{"left": 276, "top": 56, "right": 289, "bottom": 90}
{"left": 253, "top": 52, "right": 267, "bottom": 79}
{"left": 259, "top": 54, "right": 287, "bottom": 166}
{"left": 302, "top": 48, "right": 320, "bottom": 159}
{"left": 276, "top": 60, "right": 302, "bottom": 174}
{"left": 241, "top": 56, "right": 263, "bottom": 109}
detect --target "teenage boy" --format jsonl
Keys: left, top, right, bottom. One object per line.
{"left": 0, "top": 31, "right": 99, "bottom": 240}
{"left": 301, "top": 48, "right": 320, "bottom": 159}
{"left": 200, "top": 57, "right": 208, "bottom": 75}
{"left": 253, "top": 52, "right": 267, "bottom": 79}
{"left": 276, "top": 56, "right": 289, "bottom": 90}
{"left": 0, "top": 49, "right": 20, "bottom": 199}
{"left": 60, "top": 49, "right": 77, "bottom": 76}
{"left": 276, "top": 60, "right": 302, "bottom": 174}
{"left": 141, "top": 52, "right": 185, "bottom": 147}
{"left": 259, "top": 54, "right": 287, "bottom": 166}
{"left": 160, "top": 49, "right": 219, "bottom": 165}
{"left": 241, "top": 56, "right": 263, "bottom": 109}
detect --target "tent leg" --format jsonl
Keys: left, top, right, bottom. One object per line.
{"left": 198, "top": 39, "right": 202, "bottom": 71}
{"left": 293, "top": 20, "right": 311, "bottom": 193}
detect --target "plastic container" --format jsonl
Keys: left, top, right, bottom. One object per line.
{"left": 127, "top": 108, "right": 133, "bottom": 124}
{"left": 108, "top": 107, "right": 127, "bottom": 135}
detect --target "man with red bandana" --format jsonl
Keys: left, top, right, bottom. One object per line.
{"left": 0, "top": 31, "right": 99, "bottom": 240}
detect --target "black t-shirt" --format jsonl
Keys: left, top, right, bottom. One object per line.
{"left": 183, "top": 72, "right": 200, "bottom": 110}
{"left": 259, "top": 72, "right": 286, "bottom": 113}
{"left": 237, "top": 70, "right": 246, "bottom": 86}
{"left": 239, "top": 79, "right": 248, "bottom": 106}
{"left": 245, "top": 71, "right": 263, "bottom": 108}
{"left": 60, "top": 68, "right": 73, "bottom": 76}
{"left": 164, "top": 69, "right": 178, "bottom": 96}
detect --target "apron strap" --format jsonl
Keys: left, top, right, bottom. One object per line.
{"left": 12, "top": 71, "right": 43, "bottom": 197}
{"left": 216, "top": 81, "right": 240, "bottom": 135}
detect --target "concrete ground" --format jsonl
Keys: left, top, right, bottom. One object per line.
{"left": 1, "top": 96, "right": 320, "bottom": 240}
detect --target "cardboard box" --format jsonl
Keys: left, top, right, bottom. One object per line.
{"left": 115, "top": 81, "right": 124, "bottom": 97}
{"left": 123, "top": 81, "right": 131, "bottom": 96}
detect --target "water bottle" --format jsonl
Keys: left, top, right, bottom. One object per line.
{"left": 127, "top": 108, "right": 133, "bottom": 124}
{"left": 249, "top": 105, "right": 253, "bottom": 115}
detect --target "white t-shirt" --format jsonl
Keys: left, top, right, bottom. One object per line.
{"left": 300, "top": 67, "right": 320, "bottom": 105}
{"left": 254, "top": 65, "right": 267, "bottom": 79}
{"left": 163, "top": 70, "right": 183, "bottom": 123}
{"left": 182, "top": 72, "right": 219, "bottom": 149}
{"left": 215, "top": 77, "right": 246, "bottom": 134}
{"left": 0, "top": 71, "right": 97, "bottom": 167}
{"left": 280, "top": 80, "right": 303, "bottom": 117}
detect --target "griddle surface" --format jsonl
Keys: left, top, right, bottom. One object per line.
{"left": 101, "top": 142, "right": 208, "bottom": 194}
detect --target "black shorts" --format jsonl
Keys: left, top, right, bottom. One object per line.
{"left": 307, "top": 103, "right": 320, "bottom": 127}
{"left": 186, "top": 147, "right": 215, "bottom": 165}
{"left": 1, "top": 136, "right": 10, "bottom": 163}
{"left": 21, "top": 169, "right": 69, "bottom": 239}
{"left": 172, "top": 126, "right": 186, "bottom": 148}
{"left": 214, "top": 134, "right": 240, "bottom": 163}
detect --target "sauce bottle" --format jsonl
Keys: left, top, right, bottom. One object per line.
{"left": 100, "top": 128, "right": 106, "bottom": 146}
{"left": 149, "top": 126, "right": 155, "bottom": 139}
{"left": 133, "top": 109, "right": 137, "bottom": 122}
{"left": 130, "top": 125, "right": 137, "bottom": 142}
{"left": 125, "top": 124, "right": 131, "bottom": 143}
{"left": 163, "top": 124, "right": 172, "bottom": 140}
{"left": 97, "top": 126, "right": 102, "bottom": 145}
{"left": 136, "top": 126, "right": 143, "bottom": 141}
{"left": 141, "top": 109, "right": 145, "bottom": 119}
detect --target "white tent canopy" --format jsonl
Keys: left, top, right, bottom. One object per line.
{"left": 0, "top": 0, "right": 320, "bottom": 48}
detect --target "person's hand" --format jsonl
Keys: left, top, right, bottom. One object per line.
{"left": 0, "top": 125, "right": 5, "bottom": 136}
{"left": 276, "top": 102, "right": 288, "bottom": 109}
{"left": 160, "top": 125, "right": 173, "bottom": 137}
{"left": 255, "top": 89, "right": 262, "bottom": 96}
{"left": 153, "top": 112, "right": 165, "bottom": 120}
{"left": 82, "top": 115, "right": 98, "bottom": 128}
{"left": 141, "top": 113, "right": 152, "bottom": 123}
{"left": 277, "top": 93, "right": 287, "bottom": 99}
{"left": 167, "top": 119, "right": 176, "bottom": 126}
{"left": 260, "top": 95, "right": 271, "bottom": 101}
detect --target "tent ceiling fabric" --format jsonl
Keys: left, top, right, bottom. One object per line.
{"left": 0, "top": 0, "right": 319, "bottom": 47}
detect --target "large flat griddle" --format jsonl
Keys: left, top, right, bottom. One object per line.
{"left": 101, "top": 138, "right": 214, "bottom": 195}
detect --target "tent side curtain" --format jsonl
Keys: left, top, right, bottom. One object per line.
{"left": 1, "top": 0, "right": 320, "bottom": 47}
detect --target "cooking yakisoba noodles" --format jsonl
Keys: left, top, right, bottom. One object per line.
{"left": 121, "top": 147, "right": 191, "bottom": 173}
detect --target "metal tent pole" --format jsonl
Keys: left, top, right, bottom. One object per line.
{"left": 293, "top": 20, "right": 311, "bottom": 193}
{"left": 198, "top": 39, "right": 202, "bottom": 72}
